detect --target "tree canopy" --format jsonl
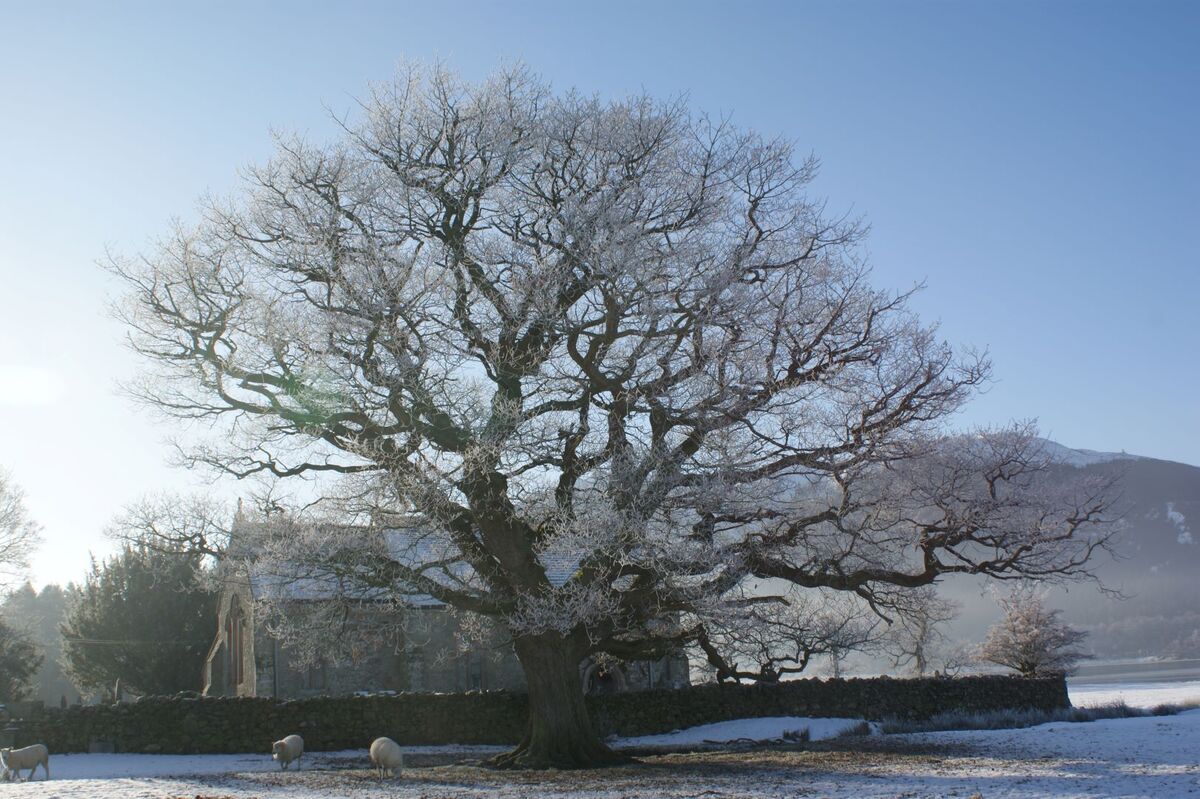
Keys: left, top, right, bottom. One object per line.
{"left": 111, "top": 63, "right": 1117, "bottom": 767}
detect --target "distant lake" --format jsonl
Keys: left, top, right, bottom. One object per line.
{"left": 1070, "top": 659, "right": 1200, "bottom": 686}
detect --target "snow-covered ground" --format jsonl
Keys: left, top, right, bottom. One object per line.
{"left": 1, "top": 745, "right": 510, "bottom": 781}
{"left": 1069, "top": 679, "right": 1200, "bottom": 708}
{"left": 4, "top": 709, "right": 1199, "bottom": 797}
{"left": 617, "top": 715, "right": 870, "bottom": 747}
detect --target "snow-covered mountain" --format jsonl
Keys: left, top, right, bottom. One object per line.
{"left": 1033, "top": 438, "right": 1143, "bottom": 469}
{"left": 1039, "top": 439, "right": 1198, "bottom": 575}
{"left": 1064, "top": 447, "right": 1198, "bottom": 572}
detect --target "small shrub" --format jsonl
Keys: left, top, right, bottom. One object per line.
{"left": 782, "top": 727, "right": 810, "bottom": 742}
{"left": 835, "top": 720, "right": 874, "bottom": 738}
{"left": 1148, "top": 700, "right": 1198, "bottom": 716}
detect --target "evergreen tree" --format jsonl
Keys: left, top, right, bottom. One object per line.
{"left": 1, "top": 583, "right": 74, "bottom": 703}
{"left": 61, "top": 546, "right": 217, "bottom": 696}
{"left": 0, "top": 617, "right": 41, "bottom": 702}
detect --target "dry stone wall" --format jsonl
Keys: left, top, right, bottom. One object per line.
{"left": 12, "top": 674, "right": 1068, "bottom": 754}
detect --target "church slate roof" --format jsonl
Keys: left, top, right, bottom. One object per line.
{"left": 243, "top": 523, "right": 583, "bottom": 607}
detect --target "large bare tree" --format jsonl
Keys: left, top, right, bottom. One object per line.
{"left": 110, "top": 64, "right": 1117, "bottom": 768}
{"left": 0, "top": 469, "right": 41, "bottom": 590}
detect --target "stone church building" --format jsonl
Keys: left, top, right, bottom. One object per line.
{"left": 202, "top": 523, "right": 690, "bottom": 699}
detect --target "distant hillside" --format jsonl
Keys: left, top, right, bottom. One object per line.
{"left": 944, "top": 442, "right": 1200, "bottom": 661}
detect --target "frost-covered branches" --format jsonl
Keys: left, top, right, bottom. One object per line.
{"left": 108, "top": 61, "right": 1118, "bottom": 643}
{"left": 739, "top": 423, "right": 1119, "bottom": 601}
{"left": 109, "top": 62, "right": 1120, "bottom": 766}
{"left": 883, "top": 587, "right": 960, "bottom": 677}
{"left": 0, "top": 469, "right": 41, "bottom": 590}
{"left": 978, "top": 586, "right": 1090, "bottom": 676}
{"left": 107, "top": 493, "right": 238, "bottom": 559}
{"left": 693, "top": 588, "right": 881, "bottom": 682}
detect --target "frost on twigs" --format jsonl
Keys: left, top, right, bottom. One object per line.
{"left": 978, "top": 585, "right": 1090, "bottom": 677}
{"left": 690, "top": 587, "right": 883, "bottom": 682}
{"left": 882, "top": 587, "right": 969, "bottom": 677}
{"left": 108, "top": 62, "right": 1120, "bottom": 766}
{"left": 0, "top": 469, "right": 41, "bottom": 591}
{"left": 244, "top": 514, "right": 464, "bottom": 669}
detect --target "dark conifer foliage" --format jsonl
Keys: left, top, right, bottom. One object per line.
{"left": 61, "top": 547, "right": 217, "bottom": 697}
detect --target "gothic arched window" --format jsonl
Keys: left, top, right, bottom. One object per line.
{"left": 225, "top": 597, "right": 245, "bottom": 686}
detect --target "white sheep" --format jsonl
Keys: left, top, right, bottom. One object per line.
{"left": 369, "top": 736, "right": 404, "bottom": 780}
{"left": 0, "top": 744, "right": 50, "bottom": 781}
{"left": 270, "top": 734, "right": 304, "bottom": 770}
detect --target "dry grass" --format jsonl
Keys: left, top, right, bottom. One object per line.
{"left": 209, "top": 739, "right": 986, "bottom": 797}
{"left": 877, "top": 699, "right": 1200, "bottom": 734}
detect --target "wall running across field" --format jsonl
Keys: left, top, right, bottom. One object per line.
{"left": 11, "top": 674, "right": 1069, "bottom": 754}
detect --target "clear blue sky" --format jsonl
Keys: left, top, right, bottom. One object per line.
{"left": 1, "top": 0, "right": 1196, "bottom": 586}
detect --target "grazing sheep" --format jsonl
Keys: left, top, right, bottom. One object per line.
{"left": 369, "top": 736, "right": 404, "bottom": 780}
{"left": 270, "top": 734, "right": 304, "bottom": 770}
{"left": 0, "top": 744, "right": 50, "bottom": 781}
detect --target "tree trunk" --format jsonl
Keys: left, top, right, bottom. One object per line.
{"left": 488, "top": 633, "right": 630, "bottom": 769}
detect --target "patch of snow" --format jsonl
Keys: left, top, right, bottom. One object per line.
{"left": 1069, "top": 679, "right": 1200, "bottom": 709}
{"left": 1165, "top": 502, "right": 1194, "bottom": 545}
{"left": 22, "top": 750, "right": 277, "bottom": 780}
{"left": 15, "top": 745, "right": 508, "bottom": 783}
{"left": 616, "top": 715, "right": 872, "bottom": 747}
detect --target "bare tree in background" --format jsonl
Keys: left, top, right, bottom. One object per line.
{"left": 0, "top": 469, "right": 41, "bottom": 590}
{"left": 109, "top": 64, "right": 1119, "bottom": 768}
{"left": 978, "top": 586, "right": 1090, "bottom": 676}
{"left": 884, "top": 586, "right": 959, "bottom": 677}
{"left": 695, "top": 589, "right": 881, "bottom": 682}
{"left": 107, "top": 493, "right": 237, "bottom": 560}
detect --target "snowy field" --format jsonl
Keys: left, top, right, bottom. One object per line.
{"left": 617, "top": 715, "right": 870, "bottom": 747}
{"left": 3, "top": 683, "right": 1198, "bottom": 798}
{"left": 1069, "top": 679, "right": 1200, "bottom": 709}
